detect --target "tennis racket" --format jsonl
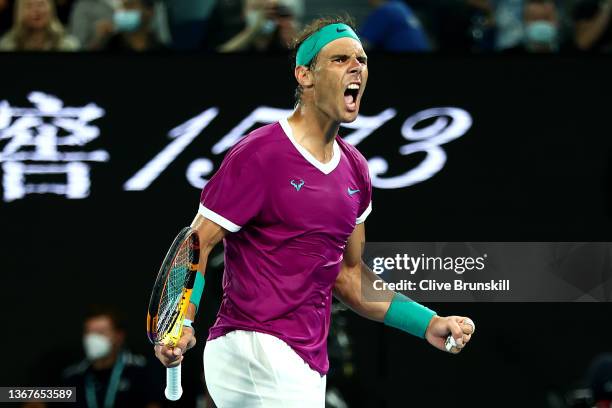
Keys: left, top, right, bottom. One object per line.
{"left": 146, "top": 227, "right": 200, "bottom": 401}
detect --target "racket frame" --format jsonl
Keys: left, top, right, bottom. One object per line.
{"left": 147, "top": 227, "right": 200, "bottom": 347}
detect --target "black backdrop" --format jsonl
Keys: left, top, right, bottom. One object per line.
{"left": 1, "top": 54, "right": 612, "bottom": 407}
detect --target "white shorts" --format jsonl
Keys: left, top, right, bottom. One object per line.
{"left": 203, "top": 330, "right": 326, "bottom": 408}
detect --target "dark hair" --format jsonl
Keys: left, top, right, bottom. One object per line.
{"left": 290, "top": 15, "right": 357, "bottom": 105}
{"left": 84, "top": 304, "right": 126, "bottom": 331}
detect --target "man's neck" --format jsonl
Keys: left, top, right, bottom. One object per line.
{"left": 287, "top": 102, "right": 339, "bottom": 164}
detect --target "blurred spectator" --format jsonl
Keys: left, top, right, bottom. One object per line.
{"left": 573, "top": 0, "right": 612, "bottom": 52}
{"left": 69, "top": 0, "right": 168, "bottom": 50}
{"left": 468, "top": 0, "right": 496, "bottom": 51}
{"left": 523, "top": 0, "right": 561, "bottom": 52}
{"left": 202, "top": 0, "right": 243, "bottom": 50}
{"left": 150, "top": 1, "right": 171, "bottom": 44}
{"left": 359, "top": 0, "right": 431, "bottom": 52}
{"left": 588, "top": 354, "right": 612, "bottom": 408}
{"left": 503, "top": 0, "right": 562, "bottom": 53}
{"left": 218, "top": 0, "right": 298, "bottom": 53}
{"left": 58, "top": 305, "right": 162, "bottom": 408}
{"left": 0, "top": 0, "right": 13, "bottom": 36}
{"left": 68, "top": 0, "right": 115, "bottom": 49}
{"left": 104, "top": 0, "right": 165, "bottom": 51}
{"left": 165, "top": 0, "right": 216, "bottom": 50}
{"left": 0, "top": 0, "right": 79, "bottom": 50}
{"left": 494, "top": 0, "right": 524, "bottom": 50}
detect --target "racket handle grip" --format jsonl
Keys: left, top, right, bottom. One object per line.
{"left": 165, "top": 364, "right": 183, "bottom": 401}
{"left": 445, "top": 334, "right": 456, "bottom": 352}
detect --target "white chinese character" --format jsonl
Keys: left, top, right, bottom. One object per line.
{"left": 0, "top": 92, "right": 109, "bottom": 202}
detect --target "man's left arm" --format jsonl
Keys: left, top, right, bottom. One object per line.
{"left": 333, "top": 223, "right": 475, "bottom": 353}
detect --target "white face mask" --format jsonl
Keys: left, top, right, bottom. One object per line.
{"left": 83, "top": 333, "right": 112, "bottom": 361}
{"left": 245, "top": 10, "right": 276, "bottom": 34}
{"left": 524, "top": 20, "right": 558, "bottom": 49}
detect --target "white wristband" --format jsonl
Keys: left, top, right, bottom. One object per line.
{"left": 183, "top": 319, "right": 194, "bottom": 331}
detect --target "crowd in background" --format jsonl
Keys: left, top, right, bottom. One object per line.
{"left": 0, "top": 0, "right": 611, "bottom": 53}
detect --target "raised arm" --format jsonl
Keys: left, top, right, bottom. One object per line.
{"left": 333, "top": 223, "right": 475, "bottom": 353}
{"left": 333, "top": 223, "right": 393, "bottom": 321}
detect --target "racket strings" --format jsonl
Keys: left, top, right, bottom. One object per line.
{"left": 157, "top": 241, "right": 190, "bottom": 337}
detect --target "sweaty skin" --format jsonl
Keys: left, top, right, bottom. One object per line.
{"left": 289, "top": 37, "right": 369, "bottom": 163}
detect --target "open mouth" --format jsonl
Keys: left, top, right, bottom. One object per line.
{"left": 344, "top": 83, "right": 360, "bottom": 112}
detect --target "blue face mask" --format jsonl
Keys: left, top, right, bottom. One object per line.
{"left": 113, "top": 10, "right": 142, "bottom": 32}
{"left": 525, "top": 21, "right": 558, "bottom": 47}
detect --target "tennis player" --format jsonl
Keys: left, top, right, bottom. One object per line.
{"left": 155, "top": 16, "right": 475, "bottom": 407}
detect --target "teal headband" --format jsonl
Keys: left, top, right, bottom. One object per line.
{"left": 296, "top": 23, "right": 361, "bottom": 67}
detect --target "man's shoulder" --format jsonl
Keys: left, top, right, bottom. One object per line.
{"left": 246, "top": 121, "right": 284, "bottom": 144}
{"left": 227, "top": 122, "right": 284, "bottom": 158}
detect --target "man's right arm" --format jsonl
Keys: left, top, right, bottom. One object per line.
{"left": 154, "top": 214, "right": 227, "bottom": 367}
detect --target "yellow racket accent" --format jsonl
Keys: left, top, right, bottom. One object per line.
{"left": 147, "top": 227, "right": 200, "bottom": 346}
{"left": 160, "top": 287, "right": 193, "bottom": 347}
{"left": 146, "top": 227, "right": 200, "bottom": 402}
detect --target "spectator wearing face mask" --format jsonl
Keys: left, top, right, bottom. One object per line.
{"left": 218, "top": 0, "right": 300, "bottom": 53}
{"left": 55, "top": 305, "right": 163, "bottom": 408}
{"left": 523, "top": 0, "right": 561, "bottom": 52}
{"left": 104, "top": 0, "right": 165, "bottom": 51}
{"left": 0, "top": 0, "right": 79, "bottom": 50}
{"left": 503, "top": 0, "right": 563, "bottom": 53}
{"left": 573, "top": 0, "right": 612, "bottom": 52}
{"left": 69, "top": 0, "right": 168, "bottom": 50}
